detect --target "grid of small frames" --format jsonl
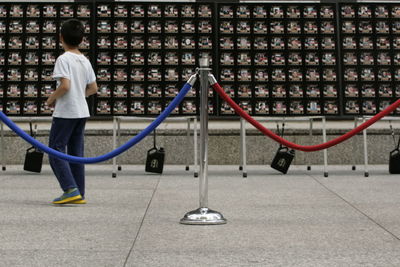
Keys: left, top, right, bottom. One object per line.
{"left": 1, "top": 2, "right": 400, "bottom": 117}
{"left": 339, "top": 4, "right": 400, "bottom": 115}
{"left": 217, "top": 3, "right": 339, "bottom": 116}
{"left": 0, "top": 3, "right": 93, "bottom": 116}
{"left": 94, "top": 3, "right": 215, "bottom": 116}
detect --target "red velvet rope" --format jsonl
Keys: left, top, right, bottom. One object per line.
{"left": 212, "top": 81, "right": 400, "bottom": 152}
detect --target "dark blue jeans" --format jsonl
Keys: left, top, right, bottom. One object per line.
{"left": 49, "top": 117, "right": 87, "bottom": 197}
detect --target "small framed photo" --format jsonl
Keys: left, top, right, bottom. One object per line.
{"left": 148, "top": 101, "right": 162, "bottom": 115}
{"left": 113, "top": 101, "right": 128, "bottom": 115}
{"left": 131, "top": 21, "right": 144, "bottom": 33}
{"left": 220, "top": 68, "right": 234, "bottom": 82}
{"left": 271, "top": 53, "right": 285, "bottom": 65}
{"left": 289, "top": 85, "right": 303, "bottom": 98}
{"left": 8, "top": 52, "right": 22, "bottom": 65}
{"left": 96, "top": 100, "right": 111, "bottom": 115}
{"left": 131, "top": 5, "right": 144, "bottom": 17}
{"left": 255, "top": 84, "right": 269, "bottom": 98}
{"left": 290, "top": 101, "right": 305, "bottom": 115}
{"left": 165, "top": 68, "right": 179, "bottom": 82}
{"left": 0, "top": 6, "right": 6, "bottom": 17}
{"left": 361, "top": 84, "right": 375, "bottom": 97}
{"left": 321, "top": 6, "right": 334, "bottom": 18}
{"left": 237, "top": 21, "right": 251, "bottom": 34}
{"left": 254, "top": 37, "right": 268, "bottom": 50}
{"left": 148, "top": 5, "right": 161, "bottom": 17}
{"left": 306, "top": 69, "right": 320, "bottom": 81}
{"left": 323, "top": 85, "right": 337, "bottom": 98}
{"left": 362, "top": 100, "right": 376, "bottom": 114}
{"left": 24, "top": 68, "right": 39, "bottom": 81}
{"left": 342, "top": 21, "right": 355, "bottom": 34}
{"left": 97, "top": 4, "right": 111, "bottom": 17}
{"left": 97, "top": 20, "right": 111, "bottom": 33}
{"left": 239, "top": 101, "right": 252, "bottom": 114}
{"left": 41, "top": 84, "right": 53, "bottom": 98}
{"left": 237, "top": 5, "right": 250, "bottom": 18}
{"left": 43, "top": 5, "right": 57, "bottom": 17}
{"left": 131, "top": 68, "right": 145, "bottom": 81}
{"left": 165, "top": 84, "right": 178, "bottom": 98}
{"left": 130, "top": 101, "right": 145, "bottom": 115}
{"left": 97, "top": 84, "right": 111, "bottom": 98}
{"left": 114, "top": 68, "right": 127, "bottom": 82}
{"left": 238, "top": 84, "right": 252, "bottom": 97}
{"left": 272, "top": 69, "right": 285, "bottom": 82}
{"left": 24, "top": 84, "right": 38, "bottom": 98}
{"left": 165, "top": 5, "right": 178, "bottom": 17}
{"left": 10, "top": 5, "right": 23, "bottom": 17}
{"left": 27, "top": 5, "right": 40, "bottom": 17}
{"left": 307, "top": 101, "right": 321, "bottom": 114}
{"left": 147, "top": 84, "right": 161, "bottom": 97}
{"left": 345, "top": 84, "right": 358, "bottom": 97}
{"left": 165, "top": 36, "right": 179, "bottom": 49}
{"left": 220, "top": 101, "right": 235, "bottom": 115}
{"left": 114, "top": 5, "right": 128, "bottom": 17}
{"left": 9, "top": 20, "right": 23, "bottom": 33}
{"left": 304, "top": 6, "right": 318, "bottom": 18}
{"left": 270, "top": 21, "right": 285, "bottom": 34}
{"left": 272, "top": 85, "right": 286, "bottom": 98}
{"left": 254, "top": 21, "right": 268, "bottom": 34}
{"left": 42, "top": 36, "right": 57, "bottom": 49}
{"left": 115, "top": 21, "right": 128, "bottom": 33}
{"left": 130, "top": 84, "right": 144, "bottom": 98}
{"left": 238, "top": 52, "right": 251, "bottom": 65}
{"left": 378, "top": 84, "right": 392, "bottom": 97}
{"left": 114, "top": 84, "right": 128, "bottom": 98}
{"left": 255, "top": 101, "right": 269, "bottom": 115}
{"left": 253, "top": 6, "right": 267, "bottom": 18}
{"left": 7, "top": 84, "right": 20, "bottom": 97}
{"left": 237, "top": 69, "right": 252, "bottom": 81}
{"left": 270, "top": 6, "right": 284, "bottom": 18}
{"left": 220, "top": 21, "right": 233, "bottom": 34}
{"left": 324, "top": 101, "right": 338, "bottom": 115}
{"left": 98, "top": 68, "right": 112, "bottom": 81}
{"left": 378, "top": 69, "right": 392, "bottom": 81}
{"left": 114, "top": 36, "right": 128, "bottom": 49}
{"left": 305, "top": 53, "right": 319, "bottom": 65}
{"left": 198, "top": 5, "right": 212, "bottom": 18}
{"left": 304, "top": 21, "right": 318, "bottom": 34}
{"left": 148, "top": 20, "right": 161, "bottom": 33}
{"left": 40, "top": 101, "right": 54, "bottom": 115}
{"left": 288, "top": 37, "right": 302, "bottom": 50}
{"left": 6, "top": 101, "right": 21, "bottom": 115}
{"left": 77, "top": 5, "right": 91, "bottom": 17}
{"left": 358, "top": 5, "right": 372, "bottom": 18}
{"left": 375, "top": 6, "right": 388, "bottom": 18}
{"left": 131, "top": 36, "right": 144, "bottom": 49}
{"left": 9, "top": 36, "right": 23, "bottom": 49}
{"left": 182, "top": 52, "right": 195, "bottom": 65}
{"left": 306, "top": 85, "right": 320, "bottom": 98}
{"left": 344, "top": 68, "right": 358, "bottom": 81}
{"left": 23, "top": 101, "right": 38, "bottom": 115}
{"left": 288, "top": 68, "right": 302, "bottom": 81}
{"left": 165, "top": 21, "right": 178, "bottom": 33}
{"left": 376, "top": 37, "right": 390, "bottom": 50}
{"left": 182, "top": 5, "right": 195, "bottom": 18}
{"left": 323, "top": 69, "right": 336, "bottom": 81}
{"left": 342, "top": 5, "right": 355, "bottom": 18}
{"left": 360, "top": 68, "right": 374, "bottom": 81}
{"left": 60, "top": 5, "right": 74, "bottom": 17}
{"left": 287, "top": 6, "right": 300, "bottom": 18}
{"left": 322, "top": 53, "right": 336, "bottom": 65}
{"left": 8, "top": 68, "right": 21, "bottom": 81}
{"left": 273, "top": 101, "right": 287, "bottom": 114}
{"left": 26, "top": 20, "right": 40, "bottom": 33}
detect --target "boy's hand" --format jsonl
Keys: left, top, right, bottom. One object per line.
{"left": 46, "top": 98, "right": 55, "bottom": 107}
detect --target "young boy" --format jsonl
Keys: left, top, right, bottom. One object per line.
{"left": 46, "top": 19, "right": 98, "bottom": 204}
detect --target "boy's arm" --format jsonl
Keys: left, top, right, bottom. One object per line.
{"left": 86, "top": 82, "right": 98, "bottom": 97}
{"left": 46, "top": 78, "right": 70, "bottom": 106}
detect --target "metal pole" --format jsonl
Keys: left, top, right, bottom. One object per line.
{"left": 241, "top": 117, "right": 247, "bottom": 178}
{"left": 180, "top": 57, "right": 226, "bottom": 225}
{"left": 112, "top": 117, "right": 117, "bottom": 178}
{"left": 117, "top": 118, "right": 121, "bottom": 171}
{"left": 363, "top": 117, "right": 369, "bottom": 177}
{"left": 239, "top": 117, "right": 243, "bottom": 171}
{"left": 185, "top": 118, "right": 190, "bottom": 171}
{"left": 1, "top": 121, "right": 5, "bottom": 171}
{"left": 307, "top": 118, "right": 313, "bottom": 171}
{"left": 194, "top": 117, "right": 198, "bottom": 177}
{"left": 352, "top": 117, "right": 358, "bottom": 171}
{"left": 322, "top": 117, "right": 328, "bottom": 178}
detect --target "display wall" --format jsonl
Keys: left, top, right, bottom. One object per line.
{"left": 0, "top": 2, "right": 399, "bottom": 117}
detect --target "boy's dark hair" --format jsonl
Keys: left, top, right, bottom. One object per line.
{"left": 60, "top": 19, "right": 84, "bottom": 47}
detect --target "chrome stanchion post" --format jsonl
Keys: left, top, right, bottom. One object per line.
{"left": 194, "top": 117, "right": 198, "bottom": 177}
{"left": 1, "top": 121, "right": 5, "bottom": 171}
{"left": 112, "top": 117, "right": 117, "bottom": 178}
{"left": 363, "top": 117, "right": 369, "bottom": 177}
{"left": 180, "top": 57, "right": 227, "bottom": 225}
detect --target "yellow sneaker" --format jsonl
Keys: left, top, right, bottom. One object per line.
{"left": 69, "top": 199, "right": 87, "bottom": 204}
{"left": 52, "top": 188, "right": 82, "bottom": 204}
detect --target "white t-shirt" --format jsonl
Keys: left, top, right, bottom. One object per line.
{"left": 52, "top": 51, "right": 96, "bottom": 118}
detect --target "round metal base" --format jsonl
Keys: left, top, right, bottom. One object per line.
{"left": 180, "top": 208, "right": 227, "bottom": 225}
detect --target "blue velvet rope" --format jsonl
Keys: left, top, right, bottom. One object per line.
{"left": 0, "top": 82, "right": 193, "bottom": 164}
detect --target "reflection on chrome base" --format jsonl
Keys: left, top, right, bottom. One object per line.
{"left": 180, "top": 208, "right": 227, "bottom": 225}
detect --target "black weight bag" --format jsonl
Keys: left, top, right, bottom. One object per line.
{"left": 24, "top": 123, "right": 43, "bottom": 173}
{"left": 271, "top": 123, "right": 295, "bottom": 174}
{"left": 389, "top": 122, "right": 400, "bottom": 174}
{"left": 145, "top": 129, "right": 165, "bottom": 174}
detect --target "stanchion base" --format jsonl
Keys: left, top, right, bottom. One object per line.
{"left": 364, "top": 172, "right": 369, "bottom": 177}
{"left": 118, "top": 166, "right": 122, "bottom": 171}
{"left": 352, "top": 166, "right": 356, "bottom": 171}
{"left": 185, "top": 166, "right": 189, "bottom": 171}
{"left": 194, "top": 172, "right": 198, "bottom": 178}
{"left": 180, "top": 208, "right": 227, "bottom": 225}
{"left": 2, "top": 166, "right": 5, "bottom": 171}
{"left": 307, "top": 166, "right": 311, "bottom": 171}
{"left": 112, "top": 173, "right": 117, "bottom": 178}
